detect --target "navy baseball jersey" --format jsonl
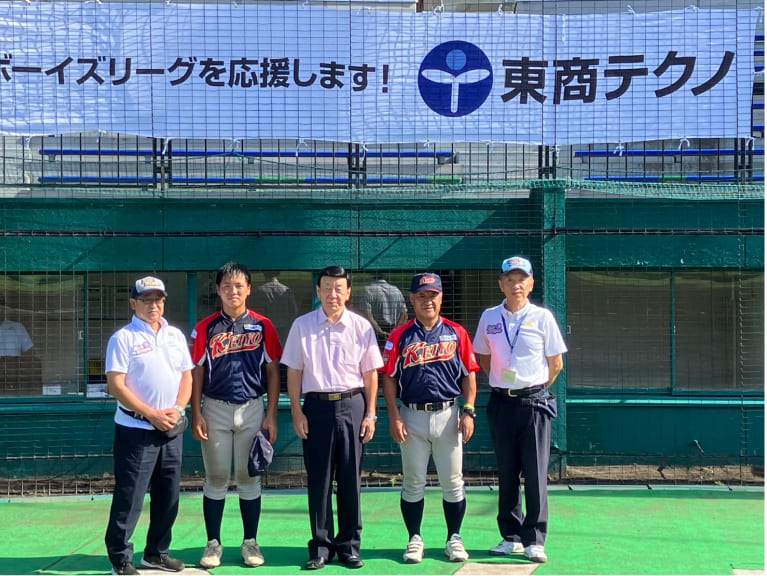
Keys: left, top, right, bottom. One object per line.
{"left": 191, "top": 310, "right": 282, "bottom": 403}
{"left": 383, "top": 318, "right": 479, "bottom": 404}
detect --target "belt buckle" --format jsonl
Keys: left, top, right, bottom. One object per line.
{"left": 327, "top": 393, "right": 342, "bottom": 401}
{"left": 424, "top": 402, "right": 439, "bottom": 412}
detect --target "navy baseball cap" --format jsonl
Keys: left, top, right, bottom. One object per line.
{"left": 410, "top": 273, "right": 443, "bottom": 294}
{"left": 501, "top": 256, "right": 533, "bottom": 277}
{"left": 248, "top": 430, "right": 274, "bottom": 477}
{"left": 131, "top": 276, "right": 168, "bottom": 298}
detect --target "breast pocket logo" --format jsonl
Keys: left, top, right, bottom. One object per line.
{"left": 486, "top": 323, "right": 502, "bottom": 335}
{"left": 418, "top": 41, "right": 493, "bottom": 118}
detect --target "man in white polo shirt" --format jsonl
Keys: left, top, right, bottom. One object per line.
{"left": 0, "top": 294, "right": 34, "bottom": 358}
{"left": 104, "top": 276, "right": 194, "bottom": 576}
{"left": 473, "top": 257, "right": 567, "bottom": 565}
{"left": 0, "top": 293, "right": 37, "bottom": 393}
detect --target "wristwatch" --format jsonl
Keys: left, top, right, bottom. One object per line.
{"left": 462, "top": 407, "right": 476, "bottom": 419}
{"left": 175, "top": 405, "right": 186, "bottom": 416}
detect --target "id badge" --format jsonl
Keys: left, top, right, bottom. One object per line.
{"left": 502, "top": 369, "right": 517, "bottom": 384}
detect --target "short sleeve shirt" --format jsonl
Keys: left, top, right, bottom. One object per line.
{"left": 281, "top": 307, "right": 383, "bottom": 393}
{"left": 473, "top": 301, "right": 567, "bottom": 390}
{"left": 252, "top": 279, "right": 298, "bottom": 342}
{"left": 106, "top": 315, "right": 195, "bottom": 429}
{"left": 383, "top": 317, "right": 479, "bottom": 404}
{"left": 0, "top": 320, "right": 34, "bottom": 357}
{"left": 359, "top": 280, "right": 407, "bottom": 327}
{"left": 191, "top": 310, "right": 283, "bottom": 403}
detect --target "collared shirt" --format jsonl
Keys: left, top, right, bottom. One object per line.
{"left": 252, "top": 278, "right": 298, "bottom": 342}
{"left": 106, "top": 315, "right": 194, "bottom": 429}
{"left": 473, "top": 300, "right": 567, "bottom": 390}
{"left": 0, "top": 319, "right": 33, "bottom": 357}
{"left": 191, "top": 309, "right": 282, "bottom": 403}
{"left": 281, "top": 307, "right": 383, "bottom": 393}
{"left": 383, "top": 317, "right": 479, "bottom": 405}
{"left": 359, "top": 279, "right": 407, "bottom": 328}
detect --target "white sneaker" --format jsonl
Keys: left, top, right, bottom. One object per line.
{"left": 489, "top": 539, "right": 524, "bottom": 556}
{"left": 524, "top": 544, "right": 548, "bottom": 563}
{"left": 241, "top": 538, "right": 265, "bottom": 567}
{"left": 199, "top": 539, "right": 223, "bottom": 569}
{"left": 403, "top": 534, "right": 424, "bottom": 564}
{"left": 444, "top": 533, "right": 469, "bottom": 562}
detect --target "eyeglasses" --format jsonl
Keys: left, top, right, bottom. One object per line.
{"left": 136, "top": 297, "right": 165, "bottom": 306}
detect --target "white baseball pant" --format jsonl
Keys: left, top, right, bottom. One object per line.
{"left": 399, "top": 404, "right": 465, "bottom": 503}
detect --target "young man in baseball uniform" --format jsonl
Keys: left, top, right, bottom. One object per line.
{"left": 190, "top": 262, "right": 282, "bottom": 569}
{"left": 382, "top": 273, "right": 479, "bottom": 564}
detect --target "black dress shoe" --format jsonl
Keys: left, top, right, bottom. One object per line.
{"left": 343, "top": 556, "right": 364, "bottom": 569}
{"left": 305, "top": 557, "right": 326, "bottom": 570}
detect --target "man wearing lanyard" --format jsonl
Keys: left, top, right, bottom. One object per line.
{"left": 472, "top": 256, "right": 567, "bottom": 564}
{"left": 282, "top": 266, "right": 383, "bottom": 571}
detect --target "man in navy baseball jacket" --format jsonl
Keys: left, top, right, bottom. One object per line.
{"left": 382, "top": 273, "right": 479, "bottom": 565}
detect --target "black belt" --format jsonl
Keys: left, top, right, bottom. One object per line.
{"left": 119, "top": 406, "right": 147, "bottom": 421}
{"left": 307, "top": 388, "right": 363, "bottom": 401}
{"left": 407, "top": 400, "right": 455, "bottom": 412}
{"left": 206, "top": 396, "right": 257, "bottom": 406}
{"left": 491, "top": 385, "right": 545, "bottom": 398}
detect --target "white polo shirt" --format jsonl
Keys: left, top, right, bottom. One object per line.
{"left": 281, "top": 307, "right": 383, "bottom": 393}
{"left": 473, "top": 300, "right": 567, "bottom": 390}
{"left": 106, "top": 315, "right": 194, "bottom": 429}
{"left": 0, "top": 320, "right": 34, "bottom": 357}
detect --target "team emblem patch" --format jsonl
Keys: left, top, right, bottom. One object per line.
{"left": 486, "top": 323, "right": 502, "bottom": 334}
{"left": 141, "top": 277, "right": 163, "bottom": 288}
{"left": 243, "top": 324, "right": 263, "bottom": 331}
{"left": 132, "top": 341, "right": 153, "bottom": 355}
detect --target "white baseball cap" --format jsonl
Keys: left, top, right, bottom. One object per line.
{"left": 131, "top": 276, "right": 167, "bottom": 298}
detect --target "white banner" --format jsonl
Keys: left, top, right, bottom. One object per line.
{"left": 0, "top": 4, "right": 758, "bottom": 144}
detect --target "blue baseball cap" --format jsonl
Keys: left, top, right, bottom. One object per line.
{"left": 248, "top": 429, "right": 274, "bottom": 477}
{"left": 410, "top": 273, "right": 443, "bottom": 294}
{"left": 501, "top": 256, "right": 533, "bottom": 277}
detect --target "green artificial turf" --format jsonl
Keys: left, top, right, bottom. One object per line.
{"left": 0, "top": 487, "right": 762, "bottom": 575}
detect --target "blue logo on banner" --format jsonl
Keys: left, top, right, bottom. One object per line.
{"left": 418, "top": 41, "right": 493, "bottom": 118}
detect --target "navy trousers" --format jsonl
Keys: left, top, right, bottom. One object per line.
{"left": 302, "top": 392, "right": 365, "bottom": 562}
{"left": 105, "top": 424, "right": 182, "bottom": 566}
{"left": 487, "top": 395, "right": 551, "bottom": 547}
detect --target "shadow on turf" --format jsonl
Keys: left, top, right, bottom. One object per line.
{"left": 0, "top": 554, "right": 108, "bottom": 575}
{"left": 1, "top": 545, "right": 536, "bottom": 575}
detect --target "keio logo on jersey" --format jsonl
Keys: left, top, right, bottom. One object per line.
{"left": 402, "top": 341, "right": 457, "bottom": 369}
{"left": 209, "top": 331, "right": 263, "bottom": 359}
{"left": 418, "top": 41, "right": 493, "bottom": 118}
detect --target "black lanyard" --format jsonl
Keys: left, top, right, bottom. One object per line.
{"left": 501, "top": 311, "right": 528, "bottom": 356}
